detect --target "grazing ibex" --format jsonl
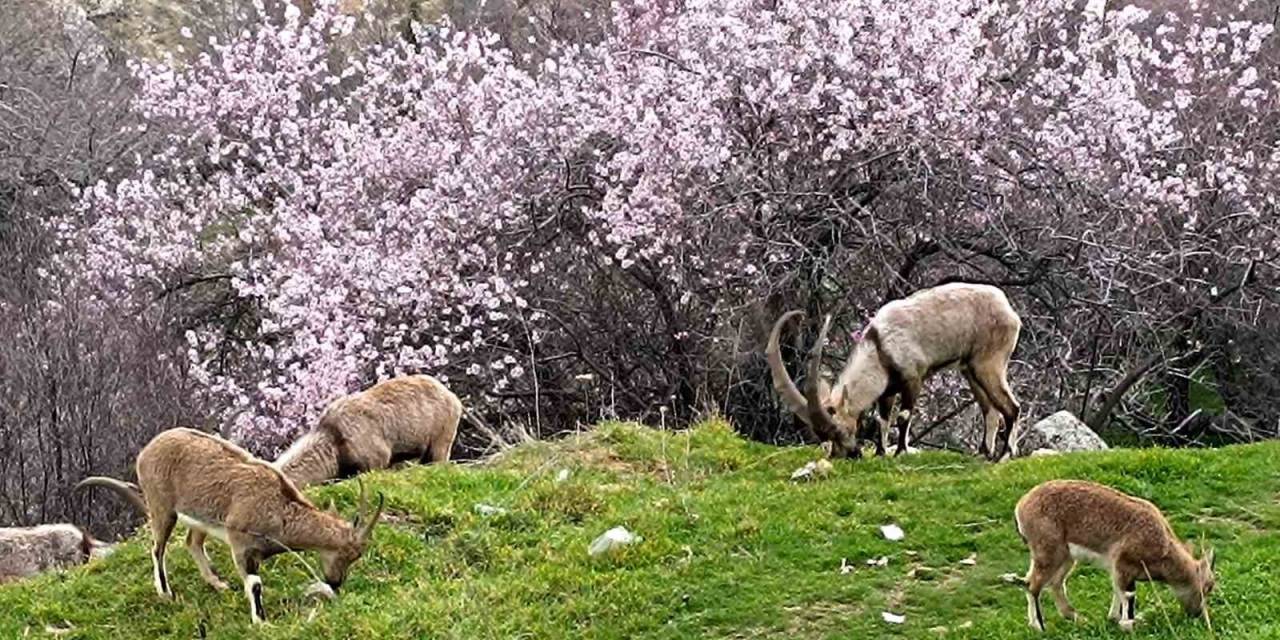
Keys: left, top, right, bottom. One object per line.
{"left": 0, "top": 524, "right": 105, "bottom": 583}
{"left": 766, "top": 282, "right": 1021, "bottom": 460}
{"left": 77, "top": 428, "right": 383, "bottom": 624}
{"left": 274, "top": 374, "right": 461, "bottom": 487}
{"left": 1016, "top": 480, "right": 1216, "bottom": 632}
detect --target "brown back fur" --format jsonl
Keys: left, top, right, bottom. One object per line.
{"left": 77, "top": 428, "right": 382, "bottom": 623}
{"left": 1016, "top": 480, "right": 1188, "bottom": 568}
{"left": 276, "top": 374, "right": 461, "bottom": 487}
{"left": 135, "top": 429, "right": 324, "bottom": 537}
{"left": 1015, "top": 479, "right": 1214, "bottom": 630}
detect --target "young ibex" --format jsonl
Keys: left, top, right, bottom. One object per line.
{"left": 766, "top": 282, "right": 1021, "bottom": 460}
{"left": 0, "top": 523, "right": 105, "bottom": 583}
{"left": 77, "top": 428, "right": 383, "bottom": 624}
{"left": 1015, "top": 480, "right": 1216, "bottom": 632}
{"left": 274, "top": 374, "right": 461, "bottom": 487}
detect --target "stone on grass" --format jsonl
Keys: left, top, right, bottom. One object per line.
{"left": 1017, "top": 411, "right": 1107, "bottom": 455}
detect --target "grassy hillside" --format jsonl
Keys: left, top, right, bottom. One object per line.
{"left": 2, "top": 420, "right": 1278, "bottom": 639}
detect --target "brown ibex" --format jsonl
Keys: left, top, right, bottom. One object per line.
{"left": 766, "top": 282, "right": 1021, "bottom": 460}
{"left": 0, "top": 523, "right": 107, "bottom": 583}
{"left": 274, "top": 374, "right": 461, "bottom": 487}
{"left": 1015, "top": 479, "right": 1216, "bottom": 632}
{"left": 77, "top": 428, "right": 383, "bottom": 624}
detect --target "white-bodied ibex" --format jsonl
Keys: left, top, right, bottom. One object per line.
{"left": 766, "top": 282, "right": 1021, "bottom": 460}
{"left": 274, "top": 374, "right": 461, "bottom": 487}
{"left": 1015, "top": 479, "right": 1216, "bottom": 632}
{"left": 77, "top": 428, "right": 383, "bottom": 624}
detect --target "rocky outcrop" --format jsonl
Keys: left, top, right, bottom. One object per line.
{"left": 0, "top": 524, "right": 97, "bottom": 583}
{"left": 1016, "top": 410, "right": 1108, "bottom": 455}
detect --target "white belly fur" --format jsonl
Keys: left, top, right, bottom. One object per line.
{"left": 1068, "top": 543, "right": 1112, "bottom": 570}
{"left": 178, "top": 513, "right": 230, "bottom": 543}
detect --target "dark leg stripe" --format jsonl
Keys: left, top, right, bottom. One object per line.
{"left": 155, "top": 551, "right": 168, "bottom": 593}
{"left": 252, "top": 581, "right": 265, "bottom": 620}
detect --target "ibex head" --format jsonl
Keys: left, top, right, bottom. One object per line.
{"left": 766, "top": 310, "right": 869, "bottom": 457}
{"left": 317, "top": 479, "right": 384, "bottom": 592}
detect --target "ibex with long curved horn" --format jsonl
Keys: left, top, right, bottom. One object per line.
{"left": 77, "top": 428, "right": 383, "bottom": 624}
{"left": 766, "top": 282, "right": 1022, "bottom": 460}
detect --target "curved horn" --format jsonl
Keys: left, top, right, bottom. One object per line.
{"left": 360, "top": 493, "right": 385, "bottom": 542}
{"left": 766, "top": 310, "right": 818, "bottom": 426}
{"left": 351, "top": 478, "right": 369, "bottom": 528}
{"left": 805, "top": 314, "right": 851, "bottom": 444}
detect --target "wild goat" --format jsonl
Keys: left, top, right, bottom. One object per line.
{"left": 766, "top": 282, "right": 1021, "bottom": 460}
{"left": 274, "top": 374, "right": 461, "bottom": 487}
{"left": 77, "top": 428, "right": 383, "bottom": 624}
{"left": 1015, "top": 479, "right": 1216, "bottom": 632}
{"left": 0, "top": 523, "right": 106, "bottom": 583}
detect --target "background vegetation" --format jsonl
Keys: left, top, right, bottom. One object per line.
{"left": 2, "top": 0, "right": 1278, "bottom": 534}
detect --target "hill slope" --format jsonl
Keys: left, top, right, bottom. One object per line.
{"left": 2, "top": 420, "right": 1278, "bottom": 639}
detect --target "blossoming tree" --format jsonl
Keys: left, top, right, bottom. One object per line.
{"left": 73, "top": 0, "right": 1280, "bottom": 452}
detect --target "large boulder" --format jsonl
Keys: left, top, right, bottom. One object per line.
{"left": 1016, "top": 410, "right": 1108, "bottom": 455}
{"left": 0, "top": 524, "right": 94, "bottom": 583}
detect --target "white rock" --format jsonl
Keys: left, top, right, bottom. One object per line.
{"left": 790, "top": 458, "right": 833, "bottom": 481}
{"left": 882, "top": 611, "right": 906, "bottom": 624}
{"left": 588, "top": 526, "right": 640, "bottom": 556}
{"left": 1017, "top": 411, "right": 1108, "bottom": 456}
{"left": 791, "top": 462, "right": 817, "bottom": 481}
{"left": 474, "top": 503, "right": 508, "bottom": 516}
{"left": 304, "top": 581, "right": 336, "bottom": 601}
{"left": 880, "top": 524, "right": 905, "bottom": 541}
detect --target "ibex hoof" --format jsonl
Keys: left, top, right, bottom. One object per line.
{"left": 1118, "top": 620, "right": 1135, "bottom": 633}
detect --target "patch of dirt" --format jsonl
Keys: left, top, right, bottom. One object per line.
{"left": 553, "top": 443, "right": 672, "bottom": 479}
{"left": 726, "top": 600, "right": 866, "bottom": 638}
{"left": 380, "top": 510, "right": 425, "bottom": 526}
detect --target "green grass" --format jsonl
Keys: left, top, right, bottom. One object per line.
{"left": 3, "top": 419, "right": 1279, "bottom": 639}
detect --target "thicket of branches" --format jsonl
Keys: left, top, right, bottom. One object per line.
{"left": 3, "top": 0, "right": 1279, "bottom": 531}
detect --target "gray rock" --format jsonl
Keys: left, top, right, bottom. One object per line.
{"left": 0, "top": 524, "right": 93, "bottom": 583}
{"left": 1016, "top": 410, "right": 1108, "bottom": 455}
